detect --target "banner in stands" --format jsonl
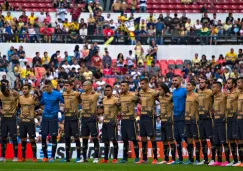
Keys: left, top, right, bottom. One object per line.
{"left": 0, "top": 141, "right": 228, "bottom": 159}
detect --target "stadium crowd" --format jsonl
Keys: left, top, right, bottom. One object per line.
{"left": 0, "top": 6, "right": 243, "bottom": 44}
{"left": 0, "top": 43, "right": 243, "bottom": 144}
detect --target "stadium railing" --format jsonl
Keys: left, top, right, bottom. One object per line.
{"left": 1, "top": 34, "right": 243, "bottom": 45}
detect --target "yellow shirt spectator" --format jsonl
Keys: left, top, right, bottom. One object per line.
{"left": 42, "top": 56, "right": 51, "bottom": 65}
{"left": 225, "top": 51, "right": 237, "bottom": 61}
{"left": 201, "top": 27, "right": 209, "bottom": 32}
{"left": 63, "top": 22, "right": 71, "bottom": 29}
{"left": 5, "top": 15, "right": 13, "bottom": 22}
{"left": 20, "top": 69, "right": 32, "bottom": 79}
{"left": 71, "top": 22, "right": 79, "bottom": 30}
{"left": 51, "top": 79, "right": 58, "bottom": 89}
{"left": 28, "top": 15, "right": 37, "bottom": 25}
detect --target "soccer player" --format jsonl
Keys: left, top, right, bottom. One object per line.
{"left": 0, "top": 85, "right": 19, "bottom": 162}
{"left": 18, "top": 84, "right": 39, "bottom": 162}
{"left": 62, "top": 81, "right": 81, "bottom": 162}
{"left": 196, "top": 78, "right": 214, "bottom": 165}
{"left": 171, "top": 75, "right": 187, "bottom": 164}
{"left": 101, "top": 84, "right": 119, "bottom": 163}
{"left": 183, "top": 81, "right": 200, "bottom": 164}
{"left": 40, "top": 80, "right": 64, "bottom": 162}
{"left": 234, "top": 77, "right": 243, "bottom": 166}
{"left": 210, "top": 81, "right": 227, "bottom": 166}
{"left": 119, "top": 81, "right": 140, "bottom": 163}
{"left": 223, "top": 78, "right": 239, "bottom": 166}
{"left": 137, "top": 78, "right": 158, "bottom": 164}
{"left": 157, "top": 83, "right": 176, "bottom": 164}
{"left": 78, "top": 81, "right": 100, "bottom": 163}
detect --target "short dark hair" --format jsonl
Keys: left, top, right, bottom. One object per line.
{"left": 105, "top": 84, "right": 113, "bottom": 89}
{"left": 227, "top": 78, "right": 237, "bottom": 86}
{"left": 213, "top": 81, "right": 222, "bottom": 88}
{"left": 121, "top": 81, "right": 129, "bottom": 85}
{"left": 238, "top": 77, "right": 243, "bottom": 82}
{"left": 189, "top": 80, "right": 196, "bottom": 87}
{"left": 44, "top": 80, "right": 52, "bottom": 85}
{"left": 22, "top": 83, "right": 31, "bottom": 90}
{"left": 173, "top": 75, "right": 182, "bottom": 78}
{"left": 65, "top": 80, "right": 73, "bottom": 86}
{"left": 1, "top": 84, "right": 8, "bottom": 93}
{"left": 140, "top": 78, "right": 149, "bottom": 83}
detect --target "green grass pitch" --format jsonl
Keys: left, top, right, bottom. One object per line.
{"left": 0, "top": 160, "right": 242, "bottom": 171}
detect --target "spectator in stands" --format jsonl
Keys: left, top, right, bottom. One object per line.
{"left": 83, "top": 66, "right": 93, "bottom": 80}
{"left": 226, "top": 13, "right": 234, "bottom": 24}
{"left": 50, "top": 50, "right": 60, "bottom": 67}
{"left": 121, "top": 1, "right": 128, "bottom": 13}
{"left": 87, "top": 14, "right": 96, "bottom": 36}
{"left": 42, "top": 51, "right": 51, "bottom": 68}
{"left": 44, "top": 12, "right": 52, "bottom": 27}
{"left": 42, "top": 24, "right": 53, "bottom": 43}
{"left": 210, "top": 25, "right": 218, "bottom": 45}
{"left": 210, "top": 13, "right": 218, "bottom": 26}
{"left": 28, "top": 12, "right": 37, "bottom": 26}
{"left": 238, "top": 49, "right": 243, "bottom": 61}
{"left": 4, "top": 11, "right": 12, "bottom": 23}
{"left": 225, "top": 48, "right": 237, "bottom": 68}
{"left": 28, "top": 24, "right": 38, "bottom": 43}
{"left": 103, "top": 25, "right": 114, "bottom": 42}
{"left": 79, "top": 25, "right": 87, "bottom": 43}
{"left": 224, "top": 20, "right": 232, "bottom": 35}
{"left": 61, "top": 0, "right": 70, "bottom": 9}
{"left": 201, "top": 13, "right": 210, "bottom": 25}
{"left": 117, "top": 53, "right": 124, "bottom": 68}
{"left": 147, "top": 25, "right": 155, "bottom": 44}
{"left": 7, "top": 46, "right": 14, "bottom": 61}
{"left": 57, "top": 4, "right": 68, "bottom": 22}
{"left": 81, "top": 45, "right": 89, "bottom": 63}
{"left": 146, "top": 61, "right": 160, "bottom": 77}
{"left": 200, "top": 24, "right": 210, "bottom": 45}
{"left": 0, "top": 55, "right": 8, "bottom": 72}
{"left": 96, "top": 11, "right": 104, "bottom": 35}
{"left": 53, "top": 25, "right": 63, "bottom": 43}
{"left": 1, "top": 75, "right": 9, "bottom": 87}
{"left": 112, "top": 0, "right": 122, "bottom": 13}
{"left": 130, "top": 0, "right": 137, "bottom": 13}
{"left": 38, "top": 9, "right": 46, "bottom": 25}
{"left": 139, "top": 0, "right": 147, "bottom": 13}
{"left": 4, "top": 22, "right": 13, "bottom": 42}
{"left": 126, "top": 50, "right": 135, "bottom": 69}
{"left": 69, "top": 24, "right": 79, "bottom": 43}
{"left": 92, "top": 51, "right": 102, "bottom": 68}
{"left": 71, "top": 4, "right": 81, "bottom": 22}
{"left": 19, "top": 11, "right": 28, "bottom": 24}
{"left": 18, "top": 46, "right": 25, "bottom": 59}
{"left": 53, "top": 0, "right": 60, "bottom": 8}
{"left": 200, "top": 4, "right": 208, "bottom": 13}
{"left": 32, "top": 52, "right": 42, "bottom": 67}
{"left": 102, "top": 50, "right": 112, "bottom": 68}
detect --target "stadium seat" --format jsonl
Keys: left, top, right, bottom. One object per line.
{"left": 175, "top": 60, "right": 184, "bottom": 65}
{"left": 184, "top": 59, "right": 192, "bottom": 65}
{"left": 159, "top": 59, "right": 167, "bottom": 64}
{"left": 108, "top": 78, "right": 116, "bottom": 86}
{"left": 176, "top": 64, "right": 184, "bottom": 70}
{"left": 25, "top": 57, "right": 33, "bottom": 64}
{"left": 167, "top": 60, "right": 175, "bottom": 65}
{"left": 169, "top": 64, "right": 176, "bottom": 69}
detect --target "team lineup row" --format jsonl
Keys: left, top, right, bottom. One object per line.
{"left": 0, "top": 76, "right": 243, "bottom": 166}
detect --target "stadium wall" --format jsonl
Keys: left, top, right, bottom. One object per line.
{"left": 2, "top": 11, "right": 243, "bottom": 24}
{"left": 1, "top": 142, "right": 214, "bottom": 159}
{"left": 1, "top": 43, "right": 241, "bottom": 60}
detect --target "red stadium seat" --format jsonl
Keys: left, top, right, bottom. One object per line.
{"left": 108, "top": 78, "right": 116, "bottom": 86}
{"left": 159, "top": 59, "right": 167, "bottom": 64}
{"left": 25, "top": 57, "right": 33, "bottom": 64}
{"left": 167, "top": 60, "right": 175, "bottom": 65}
{"left": 175, "top": 60, "right": 183, "bottom": 65}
